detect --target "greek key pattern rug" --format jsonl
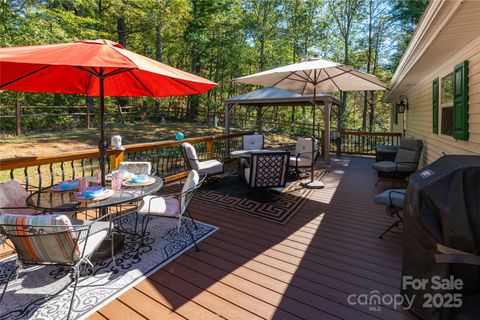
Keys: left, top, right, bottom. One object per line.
{"left": 0, "top": 214, "right": 218, "bottom": 320}
{"left": 193, "top": 171, "right": 326, "bottom": 225}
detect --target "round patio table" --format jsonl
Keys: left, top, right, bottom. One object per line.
{"left": 231, "top": 149, "right": 288, "bottom": 159}
{"left": 26, "top": 176, "right": 163, "bottom": 213}
{"left": 26, "top": 176, "right": 163, "bottom": 260}
{"left": 231, "top": 149, "right": 290, "bottom": 180}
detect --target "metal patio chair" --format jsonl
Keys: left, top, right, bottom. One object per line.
{"left": 0, "top": 213, "right": 116, "bottom": 320}
{"left": 289, "top": 137, "right": 319, "bottom": 176}
{"left": 181, "top": 142, "right": 224, "bottom": 180}
{"left": 372, "top": 138, "right": 424, "bottom": 185}
{"left": 245, "top": 151, "right": 289, "bottom": 202}
{"left": 374, "top": 189, "right": 406, "bottom": 239}
{"left": 137, "top": 170, "right": 206, "bottom": 251}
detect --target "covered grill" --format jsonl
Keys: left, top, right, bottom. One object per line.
{"left": 402, "top": 155, "right": 480, "bottom": 319}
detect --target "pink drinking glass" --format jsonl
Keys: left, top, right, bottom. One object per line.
{"left": 112, "top": 172, "right": 123, "bottom": 191}
{"left": 79, "top": 178, "right": 89, "bottom": 192}
{"left": 95, "top": 170, "right": 101, "bottom": 184}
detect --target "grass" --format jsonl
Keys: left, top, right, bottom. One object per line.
{"left": 0, "top": 121, "right": 226, "bottom": 158}
{"left": 0, "top": 121, "right": 297, "bottom": 187}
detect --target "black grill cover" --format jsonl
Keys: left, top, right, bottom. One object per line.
{"left": 402, "top": 155, "right": 480, "bottom": 319}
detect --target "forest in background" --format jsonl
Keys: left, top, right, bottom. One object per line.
{"left": 0, "top": 0, "right": 428, "bottom": 134}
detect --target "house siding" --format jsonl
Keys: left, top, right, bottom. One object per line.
{"left": 403, "top": 42, "right": 480, "bottom": 166}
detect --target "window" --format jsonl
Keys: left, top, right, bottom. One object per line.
{"left": 440, "top": 73, "right": 453, "bottom": 136}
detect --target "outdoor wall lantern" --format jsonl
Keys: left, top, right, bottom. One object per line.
{"left": 396, "top": 95, "right": 409, "bottom": 113}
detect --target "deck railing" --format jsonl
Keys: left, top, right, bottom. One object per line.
{"left": 324, "top": 130, "right": 402, "bottom": 156}
{"left": 0, "top": 131, "right": 252, "bottom": 191}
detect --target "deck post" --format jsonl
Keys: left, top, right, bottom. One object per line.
{"left": 15, "top": 102, "right": 21, "bottom": 136}
{"left": 109, "top": 149, "right": 125, "bottom": 170}
{"left": 206, "top": 137, "right": 214, "bottom": 158}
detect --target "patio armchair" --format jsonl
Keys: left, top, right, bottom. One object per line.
{"left": 137, "top": 170, "right": 206, "bottom": 251}
{"left": 372, "top": 138, "right": 424, "bottom": 185}
{"left": 244, "top": 151, "right": 289, "bottom": 202}
{"left": 289, "top": 137, "right": 319, "bottom": 175}
{"left": 242, "top": 134, "right": 264, "bottom": 150}
{"left": 181, "top": 142, "right": 224, "bottom": 179}
{"left": 0, "top": 213, "right": 116, "bottom": 320}
{"left": 374, "top": 189, "right": 406, "bottom": 239}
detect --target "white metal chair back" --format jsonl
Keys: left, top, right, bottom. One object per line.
{"left": 181, "top": 142, "right": 200, "bottom": 170}
{"left": 294, "top": 138, "right": 317, "bottom": 159}
{"left": 242, "top": 134, "right": 264, "bottom": 150}
{"left": 119, "top": 161, "right": 152, "bottom": 175}
{"left": 180, "top": 170, "right": 200, "bottom": 215}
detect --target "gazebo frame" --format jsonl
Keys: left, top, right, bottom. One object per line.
{"left": 223, "top": 87, "right": 342, "bottom": 166}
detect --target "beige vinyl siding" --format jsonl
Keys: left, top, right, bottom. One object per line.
{"left": 391, "top": 108, "right": 404, "bottom": 134}
{"left": 404, "top": 42, "right": 480, "bottom": 166}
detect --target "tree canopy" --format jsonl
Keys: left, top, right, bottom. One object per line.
{"left": 0, "top": 0, "right": 428, "bottom": 133}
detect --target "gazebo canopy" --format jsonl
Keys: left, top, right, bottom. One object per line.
{"left": 224, "top": 87, "right": 342, "bottom": 107}
{"left": 224, "top": 87, "right": 340, "bottom": 166}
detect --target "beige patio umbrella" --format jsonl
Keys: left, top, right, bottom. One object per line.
{"left": 235, "top": 58, "right": 388, "bottom": 188}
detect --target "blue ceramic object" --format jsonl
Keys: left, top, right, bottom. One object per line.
{"left": 175, "top": 132, "right": 184, "bottom": 140}
{"left": 131, "top": 174, "right": 148, "bottom": 184}
{"left": 82, "top": 186, "right": 105, "bottom": 198}
{"left": 59, "top": 179, "right": 79, "bottom": 190}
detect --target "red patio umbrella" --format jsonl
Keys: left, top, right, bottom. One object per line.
{"left": 0, "top": 39, "right": 217, "bottom": 185}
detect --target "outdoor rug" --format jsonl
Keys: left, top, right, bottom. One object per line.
{"left": 0, "top": 213, "right": 218, "bottom": 320}
{"left": 193, "top": 171, "right": 327, "bottom": 225}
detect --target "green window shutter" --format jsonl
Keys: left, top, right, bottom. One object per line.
{"left": 453, "top": 60, "right": 469, "bottom": 141}
{"left": 432, "top": 78, "right": 439, "bottom": 133}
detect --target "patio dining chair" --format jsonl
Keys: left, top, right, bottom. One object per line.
{"left": 137, "top": 170, "right": 206, "bottom": 251}
{"left": 289, "top": 137, "right": 319, "bottom": 175}
{"left": 0, "top": 213, "right": 116, "bottom": 320}
{"left": 372, "top": 138, "right": 424, "bottom": 186}
{"left": 181, "top": 142, "right": 224, "bottom": 179}
{"left": 0, "top": 180, "right": 43, "bottom": 215}
{"left": 245, "top": 151, "right": 289, "bottom": 202}
{"left": 118, "top": 161, "right": 152, "bottom": 175}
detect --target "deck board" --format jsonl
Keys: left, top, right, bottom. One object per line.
{"left": 93, "top": 156, "right": 414, "bottom": 320}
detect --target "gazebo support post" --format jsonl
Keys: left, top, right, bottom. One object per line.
{"left": 224, "top": 103, "right": 231, "bottom": 158}
{"left": 324, "top": 99, "right": 331, "bottom": 167}
{"left": 256, "top": 106, "right": 262, "bottom": 133}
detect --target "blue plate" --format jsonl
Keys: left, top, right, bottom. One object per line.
{"left": 58, "top": 179, "right": 79, "bottom": 190}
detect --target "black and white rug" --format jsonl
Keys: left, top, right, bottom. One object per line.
{"left": 0, "top": 213, "right": 218, "bottom": 320}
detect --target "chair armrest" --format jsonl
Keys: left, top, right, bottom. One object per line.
{"left": 0, "top": 206, "right": 47, "bottom": 215}
{"left": 387, "top": 190, "right": 406, "bottom": 207}
{"left": 395, "top": 161, "right": 418, "bottom": 172}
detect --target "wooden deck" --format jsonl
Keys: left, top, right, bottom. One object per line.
{"left": 90, "top": 156, "right": 412, "bottom": 320}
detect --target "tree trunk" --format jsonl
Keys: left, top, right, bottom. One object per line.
{"left": 117, "top": 15, "right": 126, "bottom": 47}
{"left": 363, "top": 0, "right": 373, "bottom": 131}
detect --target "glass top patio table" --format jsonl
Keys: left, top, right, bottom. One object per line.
{"left": 26, "top": 176, "right": 163, "bottom": 213}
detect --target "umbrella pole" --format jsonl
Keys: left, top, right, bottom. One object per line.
{"left": 99, "top": 77, "right": 106, "bottom": 187}
{"left": 301, "top": 85, "right": 324, "bottom": 189}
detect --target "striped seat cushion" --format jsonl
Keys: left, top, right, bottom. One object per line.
{"left": 0, "top": 214, "right": 81, "bottom": 264}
